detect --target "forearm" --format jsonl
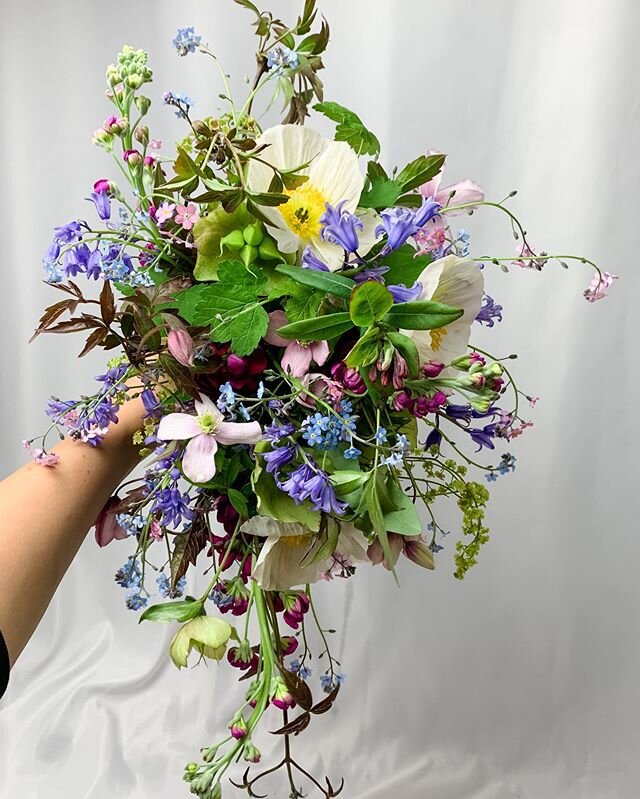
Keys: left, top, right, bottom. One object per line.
{"left": 0, "top": 397, "right": 146, "bottom": 666}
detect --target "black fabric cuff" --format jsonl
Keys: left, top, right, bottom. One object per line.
{"left": 0, "top": 628, "right": 10, "bottom": 700}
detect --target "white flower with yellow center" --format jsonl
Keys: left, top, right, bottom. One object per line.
{"left": 241, "top": 516, "right": 369, "bottom": 591}
{"left": 407, "top": 255, "right": 485, "bottom": 368}
{"left": 246, "top": 124, "right": 377, "bottom": 270}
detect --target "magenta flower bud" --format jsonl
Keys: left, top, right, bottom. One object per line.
{"left": 135, "top": 124, "right": 149, "bottom": 146}
{"left": 280, "top": 636, "right": 298, "bottom": 656}
{"left": 392, "top": 353, "right": 408, "bottom": 390}
{"left": 229, "top": 716, "right": 248, "bottom": 740}
{"left": 403, "top": 537, "right": 435, "bottom": 570}
{"left": 368, "top": 365, "right": 378, "bottom": 383}
{"left": 226, "top": 353, "right": 246, "bottom": 375}
{"left": 330, "top": 361, "right": 366, "bottom": 394}
{"left": 271, "top": 678, "right": 296, "bottom": 711}
{"left": 227, "top": 641, "right": 258, "bottom": 671}
{"left": 104, "top": 115, "right": 128, "bottom": 134}
{"left": 421, "top": 360, "right": 445, "bottom": 378}
{"left": 122, "top": 148, "right": 142, "bottom": 166}
{"left": 243, "top": 742, "right": 261, "bottom": 764}
{"left": 490, "top": 377, "right": 504, "bottom": 391}
{"left": 392, "top": 391, "right": 414, "bottom": 412}
{"left": 168, "top": 329, "right": 195, "bottom": 367}
{"left": 143, "top": 155, "right": 155, "bottom": 168}
{"left": 413, "top": 397, "right": 430, "bottom": 418}
{"left": 93, "top": 178, "right": 112, "bottom": 194}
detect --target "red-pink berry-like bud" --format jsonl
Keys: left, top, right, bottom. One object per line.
{"left": 421, "top": 360, "right": 445, "bottom": 378}
{"left": 280, "top": 636, "right": 298, "bottom": 656}
{"left": 122, "top": 148, "right": 142, "bottom": 166}
{"left": 143, "top": 155, "right": 155, "bottom": 168}
{"left": 392, "top": 391, "right": 414, "bottom": 413}
{"left": 93, "top": 178, "right": 112, "bottom": 194}
{"left": 226, "top": 353, "right": 246, "bottom": 375}
{"left": 271, "top": 679, "right": 296, "bottom": 711}
{"left": 330, "top": 361, "right": 366, "bottom": 394}
{"left": 243, "top": 743, "right": 261, "bottom": 764}
{"left": 168, "top": 328, "right": 195, "bottom": 367}
{"left": 229, "top": 716, "right": 248, "bottom": 740}
{"left": 392, "top": 353, "right": 408, "bottom": 390}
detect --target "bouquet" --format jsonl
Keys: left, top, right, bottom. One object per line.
{"left": 29, "top": 2, "right": 616, "bottom": 796}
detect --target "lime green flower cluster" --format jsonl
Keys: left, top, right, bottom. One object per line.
{"left": 106, "top": 45, "right": 153, "bottom": 90}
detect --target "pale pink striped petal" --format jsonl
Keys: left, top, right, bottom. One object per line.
{"left": 436, "top": 179, "right": 484, "bottom": 213}
{"left": 194, "top": 393, "right": 221, "bottom": 420}
{"left": 215, "top": 421, "right": 263, "bottom": 446}
{"left": 264, "top": 310, "right": 290, "bottom": 347}
{"left": 282, "top": 342, "right": 313, "bottom": 378}
{"left": 310, "top": 339, "right": 329, "bottom": 367}
{"left": 182, "top": 434, "right": 218, "bottom": 483}
{"left": 157, "top": 412, "right": 201, "bottom": 440}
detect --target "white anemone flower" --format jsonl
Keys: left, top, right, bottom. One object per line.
{"left": 241, "top": 516, "right": 369, "bottom": 591}
{"left": 407, "top": 255, "right": 485, "bottom": 368}
{"left": 246, "top": 124, "right": 377, "bottom": 269}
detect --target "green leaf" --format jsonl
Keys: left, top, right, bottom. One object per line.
{"left": 313, "top": 101, "right": 380, "bottom": 157}
{"left": 395, "top": 153, "right": 446, "bottom": 193}
{"left": 383, "top": 300, "right": 463, "bottom": 330}
{"left": 349, "top": 281, "right": 394, "bottom": 327}
{"left": 329, "top": 470, "right": 367, "bottom": 496}
{"left": 248, "top": 191, "right": 290, "bottom": 206}
{"left": 344, "top": 327, "right": 381, "bottom": 368}
{"left": 386, "top": 332, "right": 420, "bottom": 377}
{"left": 139, "top": 599, "right": 204, "bottom": 624}
{"left": 275, "top": 263, "right": 355, "bottom": 299}
{"left": 285, "top": 285, "right": 323, "bottom": 322}
{"left": 359, "top": 178, "right": 402, "bottom": 210}
{"left": 233, "top": 0, "right": 260, "bottom": 17}
{"left": 175, "top": 284, "right": 216, "bottom": 324}
{"left": 358, "top": 472, "right": 397, "bottom": 579}
{"left": 380, "top": 245, "right": 431, "bottom": 287}
{"left": 209, "top": 302, "right": 269, "bottom": 356}
{"left": 383, "top": 480, "right": 423, "bottom": 535}
{"left": 252, "top": 463, "right": 320, "bottom": 530}
{"left": 310, "top": 518, "right": 341, "bottom": 563}
{"left": 227, "top": 488, "right": 249, "bottom": 518}
{"left": 276, "top": 312, "right": 354, "bottom": 342}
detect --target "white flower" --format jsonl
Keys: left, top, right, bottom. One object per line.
{"left": 406, "top": 255, "right": 484, "bottom": 368}
{"left": 245, "top": 124, "right": 377, "bottom": 269}
{"left": 241, "top": 516, "right": 369, "bottom": 591}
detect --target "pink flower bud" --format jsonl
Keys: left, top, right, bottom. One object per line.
{"left": 280, "top": 636, "right": 299, "bottom": 656}
{"left": 421, "top": 360, "right": 445, "bottom": 378}
{"left": 122, "top": 148, "right": 142, "bottom": 166}
{"left": 143, "top": 155, "right": 155, "bottom": 168}
{"left": 392, "top": 391, "right": 414, "bottom": 412}
{"left": 403, "top": 537, "right": 435, "bottom": 570}
{"left": 94, "top": 495, "right": 128, "bottom": 547}
{"left": 93, "top": 178, "right": 111, "bottom": 194}
{"left": 229, "top": 716, "right": 248, "bottom": 740}
{"left": 168, "top": 329, "right": 195, "bottom": 367}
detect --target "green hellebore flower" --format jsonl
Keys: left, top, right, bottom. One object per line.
{"left": 193, "top": 205, "right": 252, "bottom": 280}
{"left": 219, "top": 229, "right": 246, "bottom": 252}
{"left": 240, "top": 244, "right": 258, "bottom": 267}
{"left": 169, "top": 616, "right": 235, "bottom": 669}
{"left": 242, "top": 222, "right": 264, "bottom": 247}
{"left": 257, "top": 236, "right": 282, "bottom": 261}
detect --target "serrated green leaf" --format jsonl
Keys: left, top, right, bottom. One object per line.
{"left": 313, "top": 101, "right": 380, "bottom": 157}
{"left": 139, "top": 599, "right": 203, "bottom": 624}
{"left": 175, "top": 284, "right": 216, "bottom": 324}
{"left": 276, "top": 311, "right": 353, "bottom": 342}
{"left": 285, "top": 285, "right": 323, "bottom": 322}
{"left": 275, "top": 263, "right": 355, "bottom": 299}
{"left": 395, "top": 153, "right": 446, "bottom": 193}
{"left": 359, "top": 178, "right": 402, "bottom": 210}
{"left": 349, "top": 281, "right": 394, "bottom": 326}
{"left": 383, "top": 300, "right": 463, "bottom": 330}
{"left": 209, "top": 302, "right": 269, "bottom": 356}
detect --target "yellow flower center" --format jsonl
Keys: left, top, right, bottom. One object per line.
{"left": 281, "top": 534, "right": 311, "bottom": 548}
{"left": 280, "top": 183, "right": 327, "bottom": 241}
{"left": 198, "top": 411, "right": 220, "bottom": 435}
{"left": 430, "top": 327, "right": 447, "bottom": 352}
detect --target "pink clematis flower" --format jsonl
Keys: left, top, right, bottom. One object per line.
{"left": 264, "top": 310, "right": 329, "bottom": 378}
{"left": 175, "top": 202, "right": 200, "bottom": 230}
{"left": 419, "top": 151, "right": 484, "bottom": 214}
{"left": 157, "top": 394, "right": 262, "bottom": 483}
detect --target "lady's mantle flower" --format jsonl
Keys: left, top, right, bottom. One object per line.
{"left": 241, "top": 517, "right": 368, "bottom": 591}
{"left": 173, "top": 27, "right": 202, "bottom": 56}
{"left": 157, "top": 393, "right": 261, "bottom": 483}
{"left": 265, "top": 310, "right": 329, "bottom": 378}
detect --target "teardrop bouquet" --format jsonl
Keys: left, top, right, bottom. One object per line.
{"left": 29, "top": 2, "right": 616, "bottom": 796}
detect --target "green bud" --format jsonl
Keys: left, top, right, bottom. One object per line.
{"left": 257, "top": 236, "right": 281, "bottom": 261}
{"left": 240, "top": 244, "right": 258, "bottom": 267}
{"left": 220, "top": 229, "right": 245, "bottom": 252}
{"left": 201, "top": 745, "right": 218, "bottom": 763}
{"left": 242, "top": 222, "right": 264, "bottom": 247}
{"left": 482, "top": 362, "right": 503, "bottom": 378}
{"left": 92, "top": 129, "right": 113, "bottom": 148}
{"left": 125, "top": 73, "right": 143, "bottom": 90}
{"left": 106, "top": 64, "right": 119, "bottom": 86}
{"left": 185, "top": 763, "right": 199, "bottom": 774}
{"left": 135, "top": 125, "right": 149, "bottom": 146}
{"left": 135, "top": 95, "right": 151, "bottom": 115}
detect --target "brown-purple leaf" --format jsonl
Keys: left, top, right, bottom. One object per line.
{"left": 270, "top": 712, "right": 311, "bottom": 736}
{"left": 78, "top": 327, "right": 108, "bottom": 357}
{"left": 169, "top": 515, "right": 209, "bottom": 590}
{"left": 100, "top": 281, "right": 116, "bottom": 326}
{"left": 281, "top": 667, "right": 314, "bottom": 711}
{"left": 310, "top": 683, "right": 340, "bottom": 715}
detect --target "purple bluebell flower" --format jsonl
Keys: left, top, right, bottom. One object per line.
{"left": 413, "top": 196, "right": 441, "bottom": 228}
{"left": 53, "top": 221, "right": 83, "bottom": 244}
{"left": 46, "top": 398, "right": 77, "bottom": 419}
{"left": 320, "top": 201, "right": 363, "bottom": 253}
{"left": 87, "top": 190, "right": 111, "bottom": 221}
{"left": 352, "top": 265, "right": 389, "bottom": 285}
{"left": 263, "top": 445, "right": 295, "bottom": 475}
{"left": 173, "top": 26, "right": 202, "bottom": 56}
{"left": 388, "top": 281, "right": 422, "bottom": 303}
{"left": 302, "top": 246, "right": 330, "bottom": 272}
{"left": 424, "top": 427, "right": 442, "bottom": 449}
{"left": 151, "top": 487, "right": 195, "bottom": 528}
{"left": 86, "top": 248, "right": 103, "bottom": 280}
{"left": 475, "top": 294, "right": 503, "bottom": 327}
{"left": 445, "top": 404, "right": 473, "bottom": 423}
{"left": 279, "top": 461, "right": 347, "bottom": 515}
{"left": 468, "top": 423, "right": 498, "bottom": 451}
{"left": 95, "top": 364, "right": 128, "bottom": 387}
{"left": 141, "top": 388, "right": 160, "bottom": 416}
{"left": 42, "top": 240, "right": 61, "bottom": 267}
{"left": 62, "top": 242, "right": 91, "bottom": 277}
{"left": 263, "top": 421, "right": 296, "bottom": 443}
{"left": 375, "top": 207, "right": 417, "bottom": 252}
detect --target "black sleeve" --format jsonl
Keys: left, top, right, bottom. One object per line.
{"left": 0, "top": 628, "right": 9, "bottom": 699}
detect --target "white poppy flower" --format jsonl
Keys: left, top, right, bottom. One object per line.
{"left": 245, "top": 124, "right": 377, "bottom": 269}
{"left": 241, "top": 516, "right": 369, "bottom": 591}
{"left": 406, "top": 255, "right": 484, "bottom": 368}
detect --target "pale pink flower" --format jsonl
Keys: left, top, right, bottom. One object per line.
{"left": 168, "top": 328, "right": 195, "bottom": 367}
{"left": 157, "top": 394, "right": 262, "bottom": 483}
{"left": 149, "top": 139, "right": 162, "bottom": 151}
{"left": 156, "top": 202, "right": 176, "bottom": 225}
{"left": 175, "top": 202, "right": 200, "bottom": 230}
{"left": 512, "top": 243, "right": 548, "bottom": 271}
{"left": 94, "top": 496, "right": 128, "bottom": 547}
{"left": 264, "top": 310, "right": 329, "bottom": 378}
{"left": 149, "top": 520, "right": 164, "bottom": 542}
{"left": 584, "top": 271, "right": 618, "bottom": 303}
{"left": 419, "top": 151, "right": 484, "bottom": 214}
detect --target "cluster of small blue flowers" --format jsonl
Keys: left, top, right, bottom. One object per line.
{"left": 209, "top": 586, "right": 234, "bottom": 611}
{"left": 454, "top": 229, "right": 471, "bottom": 257}
{"left": 320, "top": 673, "right": 346, "bottom": 694}
{"left": 301, "top": 400, "right": 358, "bottom": 451}
{"left": 486, "top": 452, "right": 517, "bottom": 482}
{"left": 115, "top": 513, "right": 146, "bottom": 537}
{"left": 172, "top": 26, "right": 202, "bottom": 56}
{"left": 157, "top": 572, "right": 186, "bottom": 599}
{"left": 162, "top": 91, "right": 194, "bottom": 119}
{"left": 115, "top": 556, "right": 148, "bottom": 610}
{"left": 266, "top": 45, "right": 299, "bottom": 71}
{"left": 381, "top": 433, "right": 411, "bottom": 468}
{"left": 289, "top": 658, "right": 312, "bottom": 681}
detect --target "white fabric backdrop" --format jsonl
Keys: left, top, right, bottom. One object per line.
{"left": 1, "top": 0, "right": 639, "bottom": 796}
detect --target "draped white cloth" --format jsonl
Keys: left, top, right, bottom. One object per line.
{"left": 1, "top": 0, "right": 639, "bottom": 796}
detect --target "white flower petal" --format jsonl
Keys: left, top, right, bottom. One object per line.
{"left": 157, "top": 412, "right": 201, "bottom": 441}
{"left": 253, "top": 535, "right": 325, "bottom": 591}
{"left": 241, "top": 517, "right": 309, "bottom": 538}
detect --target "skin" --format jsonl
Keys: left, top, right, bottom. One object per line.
{"left": 0, "top": 395, "right": 146, "bottom": 667}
